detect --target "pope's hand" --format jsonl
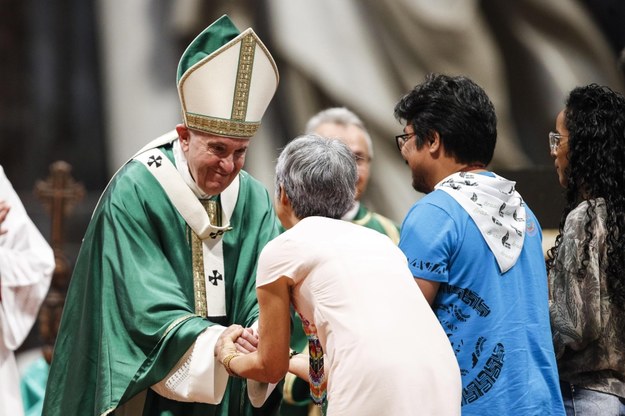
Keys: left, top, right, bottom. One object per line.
{"left": 215, "top": 324, "right": 244, "bottom": 363}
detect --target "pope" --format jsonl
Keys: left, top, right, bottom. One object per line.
{"left": 43, "top": 15, "right": 282, "bottom": 416}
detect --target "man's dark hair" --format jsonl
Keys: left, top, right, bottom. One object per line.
{"left": 394, "top": 73, "right": 497, "bottom": 165}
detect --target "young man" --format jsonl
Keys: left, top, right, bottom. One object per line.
{"left": 43, "top": 15, "right": 282, "bottom": 416}
{"left": 394, "top": 73, "right": 565, "bottom": 415}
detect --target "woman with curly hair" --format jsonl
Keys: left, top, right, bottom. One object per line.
{"left": 547, "top": 83, "right": 625, "bottom": 415}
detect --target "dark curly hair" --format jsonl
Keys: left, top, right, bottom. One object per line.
{"left": 393, "top": 73, "right": 497, "bottom": 165}
{"left": 546, "top": 84, "right": 625, "bottom": 309}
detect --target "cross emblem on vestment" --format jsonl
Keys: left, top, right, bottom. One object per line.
{"left": 148, "top": 155, "right": 162, "bottom": 167}
{"left": 209, "top": 270, "right": 223, "bottom": 286}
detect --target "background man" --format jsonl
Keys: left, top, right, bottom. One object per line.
{"left": 306, "top": 107, "right": 400, "bottom": 243}
{"left": 43, "top": 15, "right": 282, "bottom": 416}
{"left": 393, "top": 73, "right": 565, "bottom": 415}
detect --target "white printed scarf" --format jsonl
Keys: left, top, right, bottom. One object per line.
{"left": 435, "top": 171, "right": 526, "bottom": 273}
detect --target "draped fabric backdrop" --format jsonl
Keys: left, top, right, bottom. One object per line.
{"left": 98, "top": 0, "right": 625, "bottom": 224}
{"left": 1, "top": 0, "right": 624, "bottom": 225}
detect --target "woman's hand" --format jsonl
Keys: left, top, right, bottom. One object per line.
{"left": 288, "top": 353, "right": 309, "bottom": 380}
{"left": 215, "top": 324, "right": 244, "bottom": 364}
{"left": 235, "top": 327, "right": 259, "bottom": 354}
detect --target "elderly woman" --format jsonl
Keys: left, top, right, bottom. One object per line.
{"left": 215, "top": 135, "right": 461, "bottom": 415}
{"left": 547, "top": 84, "right": 625, "bottom": 415}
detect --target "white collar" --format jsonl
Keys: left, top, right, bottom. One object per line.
{"left": 172, "top": 139, "right": 212, "bottom": 199}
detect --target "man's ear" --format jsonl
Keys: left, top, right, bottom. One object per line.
{"left": 428, "top": 131, "right": 441, "bottom": 154}
{"left": 176, "top": 124, "right": 190, "bottom": 149}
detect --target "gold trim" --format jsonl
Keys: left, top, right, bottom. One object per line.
{"left": 282, "top": 371, "right": 298, "bottom": 404}
{"left": 163, "top": 314, "right": 196, "bottom": 338}
{"left": 353, "top": 212, "right": 400, "bottom": 245}
{"left": 232, "top": 33, "right": 255, "bottom": 121}
{"left": 191, "top": 231, "right": 207, "bottom": 317}
{"left": 191, "top": 200, "right": 222, "bottom": 316}
{"left": 372, "top": 213, "right": 400, "bottom": 245}
{"left": 186, "top": 113, "right": 260, "bottom": 138}
{"left": 352, "top": 211, "right": 372, "bottom": 226}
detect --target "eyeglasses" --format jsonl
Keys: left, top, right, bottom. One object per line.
{"left": 395, "top": 132, "right": 416, "bottom": 152}
{"left": 548, "top": 132, "right": 568, "bottom": 153}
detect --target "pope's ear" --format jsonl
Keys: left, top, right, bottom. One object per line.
{"left": 176, "top": 124, "right": 190, "bottom": 148}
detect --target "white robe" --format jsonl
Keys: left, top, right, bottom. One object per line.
{"left": 0, "top": 166, "right": 54, "bottom": 416}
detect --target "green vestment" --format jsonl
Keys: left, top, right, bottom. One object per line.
{"left": 42, "top": 144, "right": 281, "bottom": 416}
{"left": 351, "top": 203, "right": 400, "bottom": 244}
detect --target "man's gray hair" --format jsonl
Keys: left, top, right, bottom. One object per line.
{"left": 275, "top": 134, "right": 357, "bottom": 219}
{"left": 305, "top": 107, "right": 374, "bottom": 158}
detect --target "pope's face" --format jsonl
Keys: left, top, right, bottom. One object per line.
{"left": 177, "top": 124, "right": 249, "bottom": 196}
{"left": 313, "top": 122, "right": 371, "bottom": 201}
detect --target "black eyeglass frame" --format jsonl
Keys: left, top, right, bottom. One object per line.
{"left": 395, "top": 132, "right": 416, "bottom": 152}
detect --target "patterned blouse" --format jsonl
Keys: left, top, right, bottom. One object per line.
{"left": 549, "top": 198, "right": 625, "bottom": 399}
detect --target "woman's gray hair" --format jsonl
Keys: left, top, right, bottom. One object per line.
{"left": 275, "top": 134, "right": 357, "bottom": 219}
{"left": 305, "top": 107, "right": 374, "bottom": 158}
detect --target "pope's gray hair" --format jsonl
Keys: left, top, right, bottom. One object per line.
{"left": 305, "top": 107, "right": 374, "bottom": 158}
{"left": 275, "top": 134, "right": 357, "bottom": 219}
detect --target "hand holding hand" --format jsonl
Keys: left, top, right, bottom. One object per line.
{"left": 215, "top": 324, "right": 244, "bottom": 364}
{"left": 234, "top": 327, "right": 259, "bottom": 354}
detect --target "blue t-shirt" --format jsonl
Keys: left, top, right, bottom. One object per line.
{"left": 400, "top": 189, "right": 565, "bottom": 416}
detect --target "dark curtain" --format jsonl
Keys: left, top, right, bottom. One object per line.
{"left": 0, "top": 0, "right": 106, "bottom": 191}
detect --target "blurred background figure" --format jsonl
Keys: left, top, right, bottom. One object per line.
{"left": 305, "top": 107, "right": 400, "bottom": 243}
{"left": 0, "top": 166, "right": 54, "bottom": 416}
{"left": 547, "top": 84, "right": 625, "bottom": 416}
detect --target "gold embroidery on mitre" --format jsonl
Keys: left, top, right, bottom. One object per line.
{"left": 186, "top": 113, "right": 260, "bottom": 138}
{"left": 191, "top": 199, "right": 222, "bottom": 317}
{"left": 232, "top": 33, "right": 255, "bottom": 121}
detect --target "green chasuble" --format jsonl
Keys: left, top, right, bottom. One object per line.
{"left": 42, "top": 144, "right": 281, "bottom": 416}
{"left": 351, "top": 203, "right": 400, "bottom": 244}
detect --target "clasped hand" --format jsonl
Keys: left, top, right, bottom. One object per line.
{"left": 215, "top": 324, "right": 258, "bottom": 365}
